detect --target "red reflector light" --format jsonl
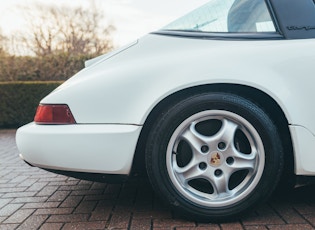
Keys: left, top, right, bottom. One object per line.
{"left": 34, "top": 104, "right": 76, "bottom": 124}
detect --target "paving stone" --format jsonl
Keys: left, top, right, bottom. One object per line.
{"left": 16, "top": 214, "right": 48, "bottom": 230}
{"left": 46, "top": 214, "right": 89, "bottom": 223}
{"left": 38, "top": 178, "right": 66, "bottom": 183}
{"left": 3, "top": 208, "right": 34, "bottom": 224}
{"left": 130, "top": 218, "right": 152, "bottom": 230}
{"left": 108, "top": 210, "right": 131, "bottom": 229}
{"left": 2, "top": 191, "right": 37, "bottom": 198}
{"left": 93, "top": 200, "right": 115, "bottom": 211}
{"left": 47, "top": 190, "right": 71, "bottom": 202}
{"left": 34, "top": 207, "right": 73, "bottom": 215}
{"left": 0, "top": 203, "right": 23, "bottom": 216}
{"left": 36, "top": 186, "right": 59, "bottom": 197}
{"left": 77, "top": 180, "right": 93, "bottom": 187}
{"left": 241, "top": 205, "right": 285, "bottom": 225}
{"left": 17, "top": 178, "right": 38, "bottom": 187}
{"left": 9, "top": 176, "right": 29, "bottom": 184}
{"left": 2, "top": 129, "right": 315, "bottom": 229}
{"left": 0, "top": 199, "right": 13, "bottom": 209}
{"left": 302, "top": 214, "right": 315, "bottom": 226}
{"left": 0, "top": 183, "right": 18, "bottom": 188}
{"left": 62, "top": 221, "right": 107, "bottom": 230}
{"left": 30, "top": 174, "right": 59, "bottom": 180}
{"left": 22, "top": 202, "right": 60, "bottom": 209}
{"left": 74, "top": 200, "right": 97, "bottom": 213}
{"left": 0, "top": 187, "right": 27, "bottom": 193}
{"left": 244, "top": 226, "right": 268, "bottom": 230}
{"left": 48, "top": 180, "right": 79, "bottom": 186}
{"left": 271, "top": 203, "right": 307, "bottom": 224}
{"left": 153, "top": 218, "right": 196, "bottom": 228}
{"left": 104, "top": 184, "right": 122, "bottom": 194}
{"left": 133, "top": 210, "right": 172, "bottom": 219}
{"left": 177, "top": 227, "right": 220, "bottom": 230}
{"left": 293, "top": 204, "right": 315, "bottom": 215}
{"left": 26, "top": 182, "right": 48, "bottom": 192}
{"left": 59, "top": 184, "right": 91, "bottom": 191}
{"left": 89, "top": 211, "right": 111, "bottom": 222}
{"left": 12, "top": 196, "right": 48, "bottom": 204}
{"left": 83, "top": 194, "right": 111, "bottom": 201}
{"left": 39, "top": 223, "right": 63, "bottom": 230}
{"left": 69, "top": 189, "right": 103, "bottom": 196}
{"left": 0, "top": 172, "right": 15, "bottom": 180}
{"left": 59, "top": 195, "right": 83, "bottom": 208}
{"left": 267, "top": 224, "right": 315, "bottom": 230}
{"left": 90, "top": 182, "right": 107, "bottom": 190}
{"left": 221, "top": 222, "right": 244, "bottom": 230}
{"left": 0, "top": 223, "right": 19, "bottom": 230}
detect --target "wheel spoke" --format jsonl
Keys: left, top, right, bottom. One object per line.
{"left": 215, "top": 119, "right": 238, "bottom": 147}
{"left": 181, "top": 122, "right": 208, "bottom": 154}
{"left": 212, "top": 173, "right": 230, "bottom": 196}
{"left": 229, "top": 148, "right": 257, "bottom": 173}
{"left": 174, "top": 160, "right": 205, "bottom": 183}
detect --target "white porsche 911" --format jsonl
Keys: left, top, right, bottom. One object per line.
{"left": 16, "top": 0, "right": 315, "bottom": 221}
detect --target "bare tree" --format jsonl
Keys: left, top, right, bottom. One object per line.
{"left": 0, "top": 3, "right": 115, "bottom": 82}
{"left": 18, "top": 3, "right": 115, "bottom": 57}
{"left": 0, "top": 29, "right": 8, "bottom": 55}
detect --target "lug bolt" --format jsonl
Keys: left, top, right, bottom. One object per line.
{"left": 201, "top": 145, "right": 209, "bottom": 153}
{"left": 214, "top": 169, "right": 222, "bottom": 177}
{"left": 226, "top": 157, "right": 234, "bottom": 165}
{"left": 199, "top": 162, "right": 207, "bottom": 170}
{"left": 218, "top": 142, "right": 226, "bottom": 150}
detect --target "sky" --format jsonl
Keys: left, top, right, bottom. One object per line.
{"left": 0, "top": 0, "right": 209, "bottom": 48}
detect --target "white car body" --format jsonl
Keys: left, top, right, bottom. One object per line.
{"left": 17, "top": 35, "right": 315, "bottom": 175}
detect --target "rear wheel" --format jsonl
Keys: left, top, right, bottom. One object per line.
{"left": 145, "top": 92, "right": 283, "bottom": 221}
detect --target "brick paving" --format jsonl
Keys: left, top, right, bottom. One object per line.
{"left": 1, "top": 129, "right": 315, "bottom": 229}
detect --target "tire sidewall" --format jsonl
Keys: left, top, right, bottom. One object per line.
{"left": 146, "top": 92, "right": 283, "bottom": 221}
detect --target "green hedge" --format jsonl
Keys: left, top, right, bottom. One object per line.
{"left": 0, "top": 81, "right": 63, "bottom": 128}
{"left": 0, "top": 53, "right": 92, "bottom": 82}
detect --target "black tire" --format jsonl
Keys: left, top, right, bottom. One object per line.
{"left": 145, "top": 92, "right": 283, "bottom": 222}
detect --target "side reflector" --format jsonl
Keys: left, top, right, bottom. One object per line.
{"left": 34, "top": 104, "right": 76, "bottom": 124}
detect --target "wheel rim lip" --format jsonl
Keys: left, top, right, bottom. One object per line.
{"left": 166, "top": 110, "right": 265, "bottom": 208}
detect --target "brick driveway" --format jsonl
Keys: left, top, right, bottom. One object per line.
{"left": 1, "top": 129, "right": 315, "bottom": 229}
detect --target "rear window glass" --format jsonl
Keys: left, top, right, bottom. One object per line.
{"left": 162, "top": 0, "right": 276, "bottom": 33}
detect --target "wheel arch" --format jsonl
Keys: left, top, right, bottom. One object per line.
{"left": 132, "top": 83, "right": 294, "bottom": 185}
